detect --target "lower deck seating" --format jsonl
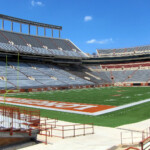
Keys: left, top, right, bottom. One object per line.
{"left": 88, "top": 65, "right": 150, "bottom": 83}
{"left": 0, "top": 61, "right": 93, "bottom": 90}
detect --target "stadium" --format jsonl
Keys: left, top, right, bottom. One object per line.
{"left": 0, "top": 13, "right": 150, "bottom": 150}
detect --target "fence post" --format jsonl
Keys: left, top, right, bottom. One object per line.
{"left": 51, "top": 124, "right": 53, "bottom": 137}
{"left": 142, "top": 131, "right": 144, "bottom": 140}
{"left": 131, "top": 131, "right": 133, "bottom": 144}
{"left": 140, "top": 142, "right": 143, "bottom": 150}
{"left": 45, "top": 129, "right": 47, "bottom": 145}
{"left": 121, "top": 132, "right": 122, "bottom": 145}
{"left": 74, "top": 125, "right": 75, "bottom": 137}
{"left": 62, "top": 126, "right": 64, "bottom": 139}
{"left": 92, "top": 124, "right": 94, "bottom": 134}
{"left": 83, "top": 124, "right": 85, "bottom": 136}
{"left": 29, "top": 127, "right": 31, "bottom": 136}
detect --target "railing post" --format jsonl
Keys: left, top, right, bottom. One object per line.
{"left": 83, "top": 124, "right": 85, "bottom": 136}
{"left": 131, "top": 131, "right": 133, "bottom": 144}
{"left": 121, "top": 132, "right": 122, "bottom": 145}
{"left": 51, "top": 124, "right": 53, "bottom": 137}
{"left": 142, "top": 131, "right": 144, "bottom": 140}
{"left": 45, "top": 129, "right": 47, "bottom": 145}
{"left": 140, "top": 142, "right": 143, "bottom": 150}
{"left": 92, "top": 123, "right": 94, "bottom": 134}
{"left": 62, "top": 126, "right": 64, "bottom": 139}
{"left": 73, "top": 125, "right": 75, "bottom": 137}
{"left": 10, "top": 109, "right": 13, "bottom": 136}
{"left": 29, "top": 127, "right": 31, "bottom": 136}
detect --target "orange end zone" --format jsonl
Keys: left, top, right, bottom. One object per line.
{"left": 0, "top": 96, "right": 116, "bottom": 114}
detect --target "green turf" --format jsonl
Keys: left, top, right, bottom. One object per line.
{"left": 4, "top": 87, "right": 150, "bottom": 106}
{"left": 1, "top": 87, "right": 150, "bottom": 127}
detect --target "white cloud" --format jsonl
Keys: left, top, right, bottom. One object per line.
{"left": 86, "top": 38, "right": 113, "bottom": 44}
{"left": 87, "top": 39, "right": 96, "bottom": 44}
{"left": 31, "top": 0, "right": 44, "bottom": 7}
{"left": 84, "top": 16, "right": 92, "bottom": 22}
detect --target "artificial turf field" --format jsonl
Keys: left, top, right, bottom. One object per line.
{"left": 1, "top": 86, "right": 150, "bottom": 127}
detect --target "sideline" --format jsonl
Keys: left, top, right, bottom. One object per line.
{"left": 94, "top": 98, "right": 150, "bottom": 116}
{"left": 0, "top": 96, "right": 149, "bottom": 116}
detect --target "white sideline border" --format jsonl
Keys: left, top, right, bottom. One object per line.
{"left": 93, "top": 98, "right": 150, "bottom": 116}
{"left": 0, "top": 98, "right": 150, "bottom": 116}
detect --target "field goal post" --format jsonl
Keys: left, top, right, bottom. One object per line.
{"left": 3, "top": 53, "right": 20, "bottom": 103}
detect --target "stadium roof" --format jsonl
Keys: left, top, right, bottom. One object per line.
{"left": 0, "top": 14, "right": 62, "bottom": 30}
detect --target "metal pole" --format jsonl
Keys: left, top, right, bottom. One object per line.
{"left": 20, "top": 23, "right": 22, "bottom": 33}
{"left": 2, "top": 19, "right": 4, "bottom": 30}
{"left": 51, "top": 29, "right": 53, "bottom": 38}
{"left": 45, "top": 120, "right": 47, "bottom": 144}
{"left": 28, "top": 24, "right": 30, "bottom": 35}
{"left": 141, "top": 142, "right": 143, "bottom": 150}
{"left": 121, "top": 132, "right": 122, "bottom": 145}
{"left": 10, "top": 109, "right": 13, "bottom": 136}
{"left": 62, "top": 126, "right": 64, "bottom": 139}
{"left": 92, "top": 123, "right": 94, "bottom": 134}
{"left": 83, "top": 124, "right": 85, "bottom": 136}
{"left": 11, "top": 21, "right": 13, "bottom": 32}
{"left": 36, "top": 26, "right": 38, "bottom": 35}
{"left": 59, "top": 30, "right": 61, "bottom": 38}
{"left": 51, "top": 124, "right": 53, "bottom": 137}
{"left": 4, "top": 55, "right": 8, "bottom": 103}
{"left": 131, "top": 131, "right": 133, "bottom": 144}
{"left": 73, "top": 125, "right": 75, "bottom": 137}
{"left": 17, "top": 53, "right": 19, "bottom": 89}
{"left": 44, "top": 28, "right": 46, "bottom": 36}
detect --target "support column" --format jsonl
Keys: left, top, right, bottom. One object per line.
{"left": 2, "top": 19, "right": 4, "bottom": 30}
{"left": 44, "top": 27, "right": 46, "bottom": 36}
{"left": 51, "top": 29, "right": 53, "bottom": 38}
{"left": 20, "top": 23, "right": 22, "bottom": 33}
{"left": 11, "top": 21, "right": 13, "bottom": 32}
{"left": 28, "top": 24, "right": 30, "bottom": 35}
{"left": 36, "top": 26, "right": 38, "bottom": 36}
{"left": 59, "top": 30, "right": 61, "bottom": 38}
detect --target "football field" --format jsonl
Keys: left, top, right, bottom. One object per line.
{"left": 1, "top": 86, "right": 150, "bottom": 127}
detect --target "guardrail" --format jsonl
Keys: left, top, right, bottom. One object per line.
{"left": 140, "top": 136, "right": 150, "bottom": 150}
{"left": 33, "top": 120, "right": 94, "bottom": 144}
{"left": 121, "top": 127, "right": 150, "bottom": 145}
{"left": 47, "top": 123, "right": 94, "bottom": 139}
{"left": 125, "top": 147, "right": 140, "bottom": 150}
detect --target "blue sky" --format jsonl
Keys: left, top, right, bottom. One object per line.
{"left": 0, "top": 0, "right": 150, "bottom": 54}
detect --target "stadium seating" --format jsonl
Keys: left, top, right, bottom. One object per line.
{"left": 0, "top": 30, "right": 86, "bottom": 58}
{"left": 97, "top": 45, "right": 150, "bottom": 57}
{"left": 0, "top": 60, "right": 93, "bottom": 89}
{"left": 88, "top": 64, "right": 150, "bottom": 84}
{"left": 0, "top": 29, "right": 150, "bottom": 89}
